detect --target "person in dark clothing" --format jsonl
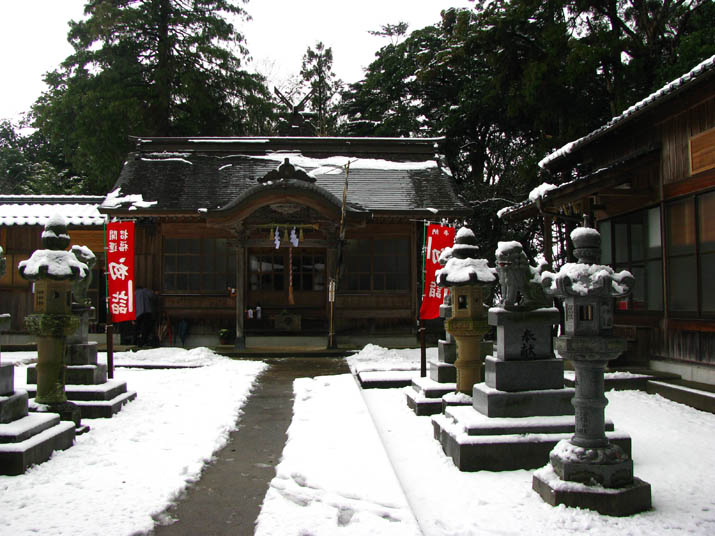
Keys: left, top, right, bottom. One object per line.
{"left": 134, "top": 286, "right": 156, "bottom": 347}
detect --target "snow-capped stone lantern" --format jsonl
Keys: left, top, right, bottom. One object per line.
{"left": 18, "top": 215, "right": 89, "bottom": 421}
{"left": 436, "top": 227, "right": 495, "bottom": 394}
{"left": 533, "top": 225, "right": 651, "bottom": 516}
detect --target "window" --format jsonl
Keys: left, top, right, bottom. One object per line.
{"left": 249, "top": 253, "right": 284, "bottom": 291}
{"left": 343, "top": 238, "right": 409, "bottom": 292}
{"left": 666, "top": 191, "right": 715, "bottom": 314}
{"left": 598, "top": 207, "right": 662, "bottom": 311}
{"left": 163, "top": 238, "right": 236, "bottom": 293}
{"left": 292, "top": 252, "right": 326, "bottom": 291}
{"left": 249, "top": 250, "right": 326, "bottom": 292}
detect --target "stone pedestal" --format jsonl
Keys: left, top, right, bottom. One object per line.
{"left": 0, "top": 313, "right": 75, "bottom": 475}
{"left": 433, "top": 306, "right": 582, "bottom": 471}
{"left": 431, "top": 236, "right": 618, "bottom": 472}
{"left": 406, "top": 302, "right": 458, "bottom": 416}
{"left": 26, "top": 305, "right": 136, "bottom": 419}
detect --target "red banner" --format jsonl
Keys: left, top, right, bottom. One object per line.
{"left": 419, "top": 224, "right": 455, "bottom": 320}
{"left": 106, "top": 221, "right": 136, "bottom": 322}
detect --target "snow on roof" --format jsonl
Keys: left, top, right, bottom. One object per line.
{"left": 101, "top": 188, "right": 158, "bottom": 210}
{"left": 528, "top": 183, "right": 558, "bottom": 202}
{"left": 539, "top": 54, "right": 715, "bottom": 169}
{"left": 0, "top": 197, "right": 106, "bottom": 226}
{"left": 246, "top": 153, "right": 439, "bottom": 173}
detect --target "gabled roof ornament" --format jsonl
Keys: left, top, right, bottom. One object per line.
{"left": 258, "top": 158, "right": 316, "bottom": 184}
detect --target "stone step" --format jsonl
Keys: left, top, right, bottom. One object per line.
{"left": 25, "top": 379, "right": 130, "bottom": 402}
{"left": 0, "top": 420, "right": 75, "bottom": 475}
{"left": 0, "top": 390, "right": 29, "bottom": 424}
{"left": 647, "top": 380, "right": 715, "bottom": 414}
{"left": 0, "top": 363, "right": 14, "bottom": 396}
{"left": 0, "top": 413, "right": 61, "bottom": 444}
{"left": 428, "top": 360, "right": 456, "bottom": 383}
{"left": 410, "top": 376, "right": 456, "bottom": 398}
{"left": 27, "top": 364, "right": 108, "bottom": 386}
{"left": 433, "top": 411, "right": 631, "bottom": 472}
{"left": 356, "top": 370, "right": 418, "bottom": 389}
{"left": 485, "top": 355, "right": 564, "bottom": 392}
{"left": 472, "top": 382, "right": 575, "bottom": 418}
{"left": 438, "top": 339, "right": 457, "bottom": 364}
{"left": 405, "top": 389, "right": 444, "bottom": 416}
{"left": 66, "top": 342, "right": 98, "bottom": 365}
{"left": 73, "top": 390, "right": 137, "bottom": 419}
{"left": 442, "top": 406, "right": 615, "bottom": 436}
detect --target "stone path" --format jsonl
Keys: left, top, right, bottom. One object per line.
{"left": 151, "top": 357, "right": 350, "bottom": 536}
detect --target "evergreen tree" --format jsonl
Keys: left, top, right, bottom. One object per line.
{"left": 31, "top": 0, "right": 275, "bottom": 194}
{"left": 340, "top": 1, "right": 713, "bottom": 261}
{"left": 0, "top": 120, "right": 85, "bottom": 195}
{"left": 300, "top": 42, "right": 342, "bottom": 136}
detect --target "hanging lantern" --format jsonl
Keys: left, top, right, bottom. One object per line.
{"left": 268, "top": 227, "right": 273, "bottom": 241}
{"left": 299, "top": 228, "right": 304, "bottom": 242}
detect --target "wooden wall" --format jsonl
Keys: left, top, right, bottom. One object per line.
{"left": 660, "top": 92, "right": 715, "bottom": 187}
{"left": 0, "top": 225, "right": 105, "bottom": 331}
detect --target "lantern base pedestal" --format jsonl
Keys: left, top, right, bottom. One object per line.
{"left": 0, "top": 413, "right": 76, "bottom": 476}
{"left": 405, "top": 377, "right": 456, "bottom": 416}
{"left": 533, "top": 464, "right": 651, "bottom": 517}
{"left": 485, "top": 355, "right": 565, "bottom": 392}
{"left": 26, "top": 328, "right": 137, "bottom": 419}
{"left": 29, "top": 399, "right": 89, "bottom": 434}
{"left": 432, "top": 407, "right": 628, "bottom": 471}
{"left": 472, "top": 382, "right": 575, "bottom": 418}
{"left": 26, "top": 380, "right": 136, "bottom": 419}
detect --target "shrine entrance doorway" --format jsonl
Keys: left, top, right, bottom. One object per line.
{"left": 245, "top": 246, "right": 328, "bottom": 333}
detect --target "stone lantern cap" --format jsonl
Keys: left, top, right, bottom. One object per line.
{"left": 541, "top": 227, "right": 633, "bottom": 299}
{"left": 18, "top": 215, "right": 89, "bottom": 282}
{"left": 436, "top": 227, "right": 495, "bottom": 287}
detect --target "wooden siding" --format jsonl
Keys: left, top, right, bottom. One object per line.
{"left": 0, "top": 226, "right": 104, "bottom": 331}
{"left": 661, "top": 94, "right": 715, "bottom": 186}
{"left": 690, "top": 127, "right": 715, "bottom": 175}
{"left": 654, "top": 328, "right": 715, "bottom": 366}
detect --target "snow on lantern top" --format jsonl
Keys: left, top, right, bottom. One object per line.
{"left": 436, "top": 227, "right": 495, "bottom": 287}
{"left": 541, "top": 227, "right": 633, "bottom": 299}
{"left": 18, "top": 215, "right": 89, "bottom": 282}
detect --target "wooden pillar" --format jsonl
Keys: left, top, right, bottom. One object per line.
{"left": 543, "top": 214, "right": 553, "bottom": 265}
{"left": 235, "top": 246, "right": 246, "bottom": 348}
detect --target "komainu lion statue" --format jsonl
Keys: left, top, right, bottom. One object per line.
{"left": 495, "top": 241, "right": 551, "bottom": 310}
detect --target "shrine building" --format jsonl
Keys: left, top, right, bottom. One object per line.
{"left": 98, "top": 136, "right": 469, "bottom": 348}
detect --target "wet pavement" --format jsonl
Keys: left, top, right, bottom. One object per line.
{"left": 151, "top": 357, "right": 350, "bottom": 536}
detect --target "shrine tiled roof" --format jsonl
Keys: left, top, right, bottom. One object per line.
{"left": 0, "top": 195, "right": 107, "bottom": 226}
{"left": 104, "top": 137, "right": 469, "bottom": 218}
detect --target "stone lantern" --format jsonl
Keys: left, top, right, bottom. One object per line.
{"left": 18, "top": 215, "right": 89, "bottom": 424}
{"left": 532, "top": 225, "right": 651, "bottom": 516}
{"left": 436, "top": 227, "right": 495, "bottom": 394}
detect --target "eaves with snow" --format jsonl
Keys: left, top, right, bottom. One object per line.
{"left": 0, "top": 195, "right": 107, "bottom": 227}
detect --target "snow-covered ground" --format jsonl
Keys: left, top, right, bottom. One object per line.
{"left": 0, "top": 348, "right": 266, "bottom": 536}
{"left": 1, "top": 345, "right": 714, "bottom": 535}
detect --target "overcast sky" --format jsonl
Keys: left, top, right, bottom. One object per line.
{"left": 0, "top": 0, "right": 475, "bottom": 122}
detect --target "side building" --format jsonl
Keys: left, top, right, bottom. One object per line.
{"left": 100, "top": 136, "right": 469, "bottom": 348}
{"left": 502, "top": 55, "right": 715, "bottom": 385}
{"left": 0, "top": 196, "right": 107, "bottom": 335}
